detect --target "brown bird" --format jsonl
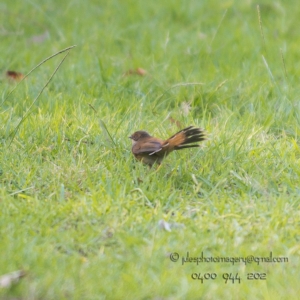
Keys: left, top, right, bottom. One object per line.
{"left": 129, "top": 126, "right": 205, "bottom": 167}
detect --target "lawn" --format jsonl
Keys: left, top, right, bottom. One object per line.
{"left": 0, "top": 0, "right": 299, "bottom": 299}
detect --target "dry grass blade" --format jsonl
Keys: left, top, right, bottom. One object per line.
{"left": 88, "top": 103, "right": 116, "bottom": 146}
{"left": 4, "top": 45, "right": 76, "bottom": 102}
{"left": 257, "top": 5, "right": 266, "bottom": 53}
{"left": 280, "top": 48, "right": 288, "bottom": 80}
{"left": 8, "top": 46, "right": 76, "bottom": 146}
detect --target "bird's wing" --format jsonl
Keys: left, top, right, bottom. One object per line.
{"left": 132, "top": 140, "right": 163, "bottom": 155}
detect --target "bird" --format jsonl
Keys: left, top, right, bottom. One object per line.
{"left": 129, "top": 126, "right": 205, "bottom": 167}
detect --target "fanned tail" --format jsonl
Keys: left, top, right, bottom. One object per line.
{"left": 165, "top": 126, "right": 206, "bottom": 150}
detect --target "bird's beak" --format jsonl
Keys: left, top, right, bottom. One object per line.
{"left": 128, "top": 136, "right": 132, "bottom": 139}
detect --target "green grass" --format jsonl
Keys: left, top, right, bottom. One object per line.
{"left": 1, "top": 0, "right": 300, "bottom": 299}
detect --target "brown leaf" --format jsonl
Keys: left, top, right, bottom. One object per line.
{"left": 6, "top": 70, "right": 24, "bottom": 81}
{"left": 136, "top": 68, "right": 147, "bottom": 76}
{"left": 0, "top": 270, "right": 26, "bottom": 288}
{"left": 124, "top": 67, "right": 147, "bottom": 76}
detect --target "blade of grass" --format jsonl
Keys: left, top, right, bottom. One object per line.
{"left": 88, "top": 103, "right": 116, "bottom": 146}
{"left": 8, "top": 46, "right": 76, "bottom": 146}
{"left": 2, "top": 45, "right": 76, "bottom": 105}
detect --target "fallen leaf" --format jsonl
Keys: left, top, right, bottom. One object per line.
{"left": 135, "top": 67, "right": 147, "bottom": 76}
{"left": 124, "top": 67, "right": 147, "bottom": 76}
{"left": 158, "top": 220, "right": 172, "bottom": 232}
{"left": 0, "top": 270, "right": 26, "bottom": 288}
{"left": 6, "top": 70, "right": 24, "bottom": 81}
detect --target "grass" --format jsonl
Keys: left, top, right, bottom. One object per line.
{"left": 0, "top": 0, "right": 300, "bottom": 299}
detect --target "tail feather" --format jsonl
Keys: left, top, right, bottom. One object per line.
{"left": 174, "top": 144, "right": 201, "bottom": 150}
{"left": 166, "top": 126, "right": 206, "bottom": 151}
